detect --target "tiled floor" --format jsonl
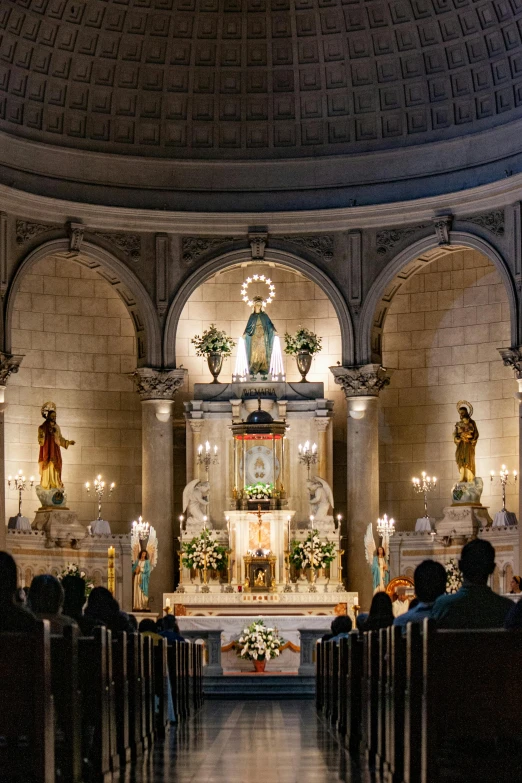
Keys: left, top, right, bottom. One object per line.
{"left": 122, "top": 701, "right": 370, "bottom": 783}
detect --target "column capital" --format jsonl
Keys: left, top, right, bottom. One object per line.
{"left": 499, "top": 347, "right": 522, "bottom": 379}
{"left": 314, "top": 417, "right": 330, "bottom": 432}
{"left": 0, "top": 352, "right": 24, "bottom": 386}
{"left": 329, "top": 363, "right": 391, "bottom": 398}
{"left": 129, "top": 367, "right": 187, "bottom": 401}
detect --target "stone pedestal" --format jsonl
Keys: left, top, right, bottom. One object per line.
{"left": 32, "top": 508, "right": 86, "bottom": 548}
{"left": 436, "top": 505, "right": 492, "bottom": 537}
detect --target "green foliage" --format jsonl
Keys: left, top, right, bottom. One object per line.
{"left": 191, "top": 324, "right": 236, "bottom": 356}
{"left": 290, "top": 530, "right": 336, "bottom": 570}
{"left": 182, "top": 529, "right": 228, "bottom": 571}
{"left": 244, "top": 482, "right": 274, "bottom": 500}
{"left": 283, "top": 326, "right": 322, "bottom": 356}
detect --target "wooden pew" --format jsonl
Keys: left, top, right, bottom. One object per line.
{"left": 154, "top": 638, "right": 170, "bottom": 737}
{"left": 345, "top": 632, "right": 363, "bottom": 757}
{"left": 329, "top": 640, "right": 340, "bottom": 727}
{"left": 376, "top": 628, "right": 388, "bottom": 777}
{"left": 141, "top": 635, "right": 155, "bottom": 748}
{"left": 0, "top": 621, "right": 54, "bottom": 783}
{"left": 361, "top": 630, "right": 379, "bottom": 762}
{"left": 386, "top": 625, "right": 406, "bottom": 783}
{"left": 403, "top": 622, "right": 423, "bottom": 783}
{"left": 112, "top": 632, "right": 131, "bottom": 766}
{"left": 316, "top": 641, "right": 324, "bottom": 713}
{"left": 166, "top": 642, "right": 179, "bottom": 724}
{"left": 78, "top": 626, "right": 112, "bottom": 783}
{"left": 127, "top": 632, "right": 145, "bottom": 759}
{"left": 417, "top": 620, "right": 522, "bottom": 783}
{"left": 51, "top": 625, "right": 82, "bottom": 783}
{"left": 337, "top": 637, "right": 348, "bottom": 736}
{"left": 105, "top": 628, "right": 120, "bottom": 775}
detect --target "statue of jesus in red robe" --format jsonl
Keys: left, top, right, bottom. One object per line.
{"left": 38, "top": 403, "right": 75, "bottom": 489}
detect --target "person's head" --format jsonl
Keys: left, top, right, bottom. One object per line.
{"left": 86, "top": 586, "right": 120, "bottom": 618}
{"left": 0, "top": 551, "right": 18, "bottom": 600}
{"left": 414, "top": 560, "right": 447, "bottom": 603}
{"left": 139, "top": 550, "right": 148, "bottom": 561}
{"left": 459, "top": 539, "right": 496, "bottom": 585}
{"left": 377, "top": 546, "right": 385, "bottom": 558}
{"left": 511, "top": 576, "right": 522, "bottom": 593}
{"left": 61, "top": 575, "right": 86, "bottom": 613}
{"left": 28, "top": 575, "right": 64, "bottom": 615}
{"left": 139, "top": 618, "right": 157, "bottom": 634}
{"left": 356, "top": 612, "right": 368, "bottom": 632}
{"left": 331, "top": 615, "right": 353, "bottom": 636}
{"left": 459, "top": 406, "right": 469, "bottom": 422}
{"left": 127, "top": 614, "right": 138, "bottom": 631}
{"left": 368, "top": 591, "right": 393, "bottom": 619}
{"left": 253, "top": 296, "right": 263, "bottom": 314}
{"left": 163, "top": 614, "right": 181, "bottom": 634}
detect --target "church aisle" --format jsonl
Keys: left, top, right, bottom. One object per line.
{"left": 120, "top": 700, "right": 370, "bottom": 783}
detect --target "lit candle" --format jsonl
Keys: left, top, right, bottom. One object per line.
{"left": 198, "top": 444, "right": 203, "bottom": 455}
{"left": 166, "top": 597, "right": 171, "bottom": 608}
{"left": 214, "top": 445, "right": 218, "bottom": 455}
{"left": 108, "top": 545, "right": 115, "bottom": 558}
{"left": 312, "top": 443, "right": 317, "bottom": 454}
{"left": 205, "top": 441, "right": 210, "bottom": 453}
{"left": 298, "top": 444, "right": 302, "bottom": 455}
{"left": 85, "top": 482, "right": 90, "bottom": 489}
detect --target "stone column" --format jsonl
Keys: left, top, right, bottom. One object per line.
{"left": 314, "top": 417, "right": 332, "bottom": 487}
{"left": 130, "top": 367, "right": 186, "bottom": 611}
{"left": 0, "top": 353, "right": 23, "bottom": 549}
{"left": 330, "top": 364, "right": 391, "bottom": 611}
{"left": 498, "top": 348, "right": 522, "bottom": 570}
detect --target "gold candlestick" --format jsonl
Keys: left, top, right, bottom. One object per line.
{"left": 107, "top": 545, "right": 115, "bottom": 596}
{"left": 337, "top": 548, "right": 345, "bottom": 588}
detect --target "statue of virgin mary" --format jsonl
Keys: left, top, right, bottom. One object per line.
{"left": 243, "top": 296, "right": 277, "bottom": 375}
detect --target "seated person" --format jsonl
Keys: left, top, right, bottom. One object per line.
{"left": 509, "top": 575, "right": 522, "bottom": 595}
{"left": 0, "top": 552, "right": 37, "bottom": 632}
{"left": 28, "top": 574, "right": 77, "bottom": 634}
{"left": 394, "top": 560, "right": 447, "bottom": 629}
{"left": 392, "top": 588, "right": 410, "bottom": 618}
{"left": 160, "top": 614, "right": 186, "bottom": 645}
{"left": 329, "top": 614, "right": 353, "bottom": 641}
{"left": 84, "top": 587, "right": 134, "bottom": 635}
{"left": 431, "top": 539, "right": 512, "bottom": 629}
{"left": 62, "top": 575, "right": 99, "bottom": 636}
{"left": 359, "top": 592, "right": 394, "bottom": 632}
{"left": 139, "top": 618, "right": 164, "bottom": 645}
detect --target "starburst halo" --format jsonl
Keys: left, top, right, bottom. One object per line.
{"left": 240, "top": 274, "right": 276, "bottom": 307}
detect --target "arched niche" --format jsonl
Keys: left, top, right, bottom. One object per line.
{"left": 359, "top": 232, "right": 518, "bottom": 365}
{"left": 5, "top": 239, "right": 161, "bottom": 367}
{"left": 164, "top": 248, "right": 354, "bottom": 368}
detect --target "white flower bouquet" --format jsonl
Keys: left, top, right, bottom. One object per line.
{"left": 236, "top": 620, "right": 285, "bottom": 661}
{"left": 182, "top": 530, "right": 227, "bottom": 572}
{"left": 445, "top": 558, "right": 463, "bottom": 593}
{"left": 244, "top": 482, "right": 274, "bottom": 500}
{"left": 59, "top": 562, "right": 95, "bottom": 596}
{"left": 290, "top": 530, "right": 336, "bottom": 570}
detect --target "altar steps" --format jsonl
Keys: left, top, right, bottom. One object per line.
{"left": 204, "top": 673, "right": 315, "bottom": 700}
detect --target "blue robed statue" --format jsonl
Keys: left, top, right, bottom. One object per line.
{"left": 243, "top": 297, "right": 277, "bottom": 375}
{"left": 132, "top": 550, "right": 151, "bottom": 611}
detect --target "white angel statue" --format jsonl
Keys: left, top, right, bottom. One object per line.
{"left": 364, "top": 523, "right": 390, "bottom": 594}
{"left": 131, "top": 524, "right": 158, "bottom": 611}
{"left": 307, "top": 476, "right": 335, "bottom": 535}
{"left": 183, "top": 479, "right": 210, "bottom": 535}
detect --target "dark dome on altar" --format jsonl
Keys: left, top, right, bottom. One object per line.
{"left": 0, "top": 0, "right": 521, "bottom": 209}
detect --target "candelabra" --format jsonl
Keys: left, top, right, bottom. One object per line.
{"left": 412, "top": 472, "right": 437, "bottom": 519}
{"left": 7, "top": 469, "right": 34, "bottom": 518}
{"left": 107, "top": 546, "right": 115, "bottom": 596}
{"left": 376, "top": 513, "right": 395, "bottom": 555}
{"left": 309, "top": 515, "right": 317, "bottom": 592}
{"left": 201, "top": 515, "right": 210, "bottom": 592}
{"left": 490, "top": 465, "right": 518, "bottom": 511}
{"left": 132, "top": 515, "right": 150, "bottom": 540}
{"left": 224, "top": 515, "right": 234, "bottom": 592}
{"left": 177, "top": 515, "right": 185, "bottom": 593}
{"left": 298, "top": 441, "right": 318, "bottom": 479}
{"left": 197, "top": 441, "right": 219, "bottom": 480}
{"left": 284, "top": 515, "right": 293, "bottom": 592}
{"left": 85, "top": 474, "right": 115, "bottom": 521}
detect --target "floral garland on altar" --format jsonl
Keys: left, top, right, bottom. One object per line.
{"left": 58, "top": 563, "right": 95, "bottom": 596}
{"left": 244, "top": 482, "right": 274, "bottom": 500}
{"left": 290, "top": 530, "right": 336, "bottom": 570}
{"left": 182, "top": 530, "right": 228, "bottom": 572}
{"left": 236, "top": 620, "right": 285, "bottom": 661}
{"left": 445, "top": 558, "right": 463, "bottom": 593}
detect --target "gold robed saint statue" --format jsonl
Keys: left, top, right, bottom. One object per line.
{"left": 453, "top": 401, "right": 479, "bottom": 482}
{"left": 38, "top": 402, "right": 75, "bottom": 489}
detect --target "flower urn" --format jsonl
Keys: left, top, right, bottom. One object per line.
{"left": 296, "top": 350, "right": 312, "bottom": 382}
{"left": 207, "top": 351, "right": 224, "bottom": 383}
{"left": 254, "top": 659, "right": 266, "bottom": 673}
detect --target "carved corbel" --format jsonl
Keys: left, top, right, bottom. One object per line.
{"left": 67, "top": 222, "right": 85, "bottom": 256}
{"left": 329, "top": 364, "right": 391, "bottom": 400}
{"left": 128, "top": 367, "right": 187, "bottom": 401}
{"left": 249, "top": 230, "right": 268, "bottom": 260}
{"left": 0, "top": 352, "right": 24, "bottom": 386}
{"left": 433, "top": 215, "right": 452, "bottom": 246}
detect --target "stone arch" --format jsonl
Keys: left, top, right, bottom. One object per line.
{"left": 164, "top": 248, "right": 354, "bottom": 366}
{"left": 359, "top": 232, "right": 518, "bottom": 365}
{"left": 5, "top": 239, "right": 161, "bottom": 367}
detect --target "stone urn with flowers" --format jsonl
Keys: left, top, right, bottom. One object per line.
{"left": 283, "top": 327, "right": 322, "bottom": 382}
{"left": 191, "top": 324, "right": 236, "bottom": 383}
{"left": 236, "top": 619, "right": 285, "bottom": 673}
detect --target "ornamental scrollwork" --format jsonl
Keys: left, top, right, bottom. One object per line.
{"left": 128, "top": 367, "right": 187, "bottom": 400}
{"left": 0, "top": 352, "right": 23, "bottom": 385}
{"left": 16, "top": 220, "right": 61, "bottom": 245}
{"left": 96, "top": 232, "right": 142, "bottom": 261}
{"left": 465, "top": 210, "right": 505, "bottom": 237}
{"left": 275, "top": 235, "right": 334, "bottom": 262}
{"left": 181, "top": 236, "right": 242, "bottom": 264}
{"left": 498, "top": 348, "right": 522, "bottom": 379}
{"left": 329, "top": 364, "right": 391, "bottom": 398}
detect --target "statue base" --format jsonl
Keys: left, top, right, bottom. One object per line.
{"left": 451, "top": 477, "right": 483, "bottom": 505}
{"left": 436, "top": 504, "right": 492, "bottom": 538}
{"left": 32, "top": 508, "right": 86, "bottom": 548}
{"left": 35, "top": 485, "right": 68, "bottom": 510}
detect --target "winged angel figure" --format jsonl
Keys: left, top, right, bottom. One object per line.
{"left": 364, "top": 523, "right": 390, "bottom": 595}
{"left": 131, "top": 525, "right": 158, "bottom": 611}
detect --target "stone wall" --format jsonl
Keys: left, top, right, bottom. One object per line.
{"left": 379, "top": 248, "right": 518, "bottom": 530}
{"left": 6, "top": 257, "right": 142, "bottom": 533}
{"left": 175, "top": 262, "right": 347, "bottom": 509}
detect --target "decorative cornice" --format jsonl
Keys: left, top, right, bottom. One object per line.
{"left": 129, "top": 367, "right": 187, "bottom": 401}
{"left": 498, "top": 348, "right": 522, "bottom": 379}
{"left": 16, "top": 220, "right": 61, "bottom": 245}
{"left": 464, "top": 210, "right": 505, "bottom": 237}
{"left": 96, "top": 232, "right": 141, "bottom": 261}
{"left": 0, "top": 352, "right": 23, "bottom": 385}
{"left": 329, "top": 364, "right": 391, "bottom": 398}
{"left": 376, "top": 225, "right": 427, "bottom": 256}
{"left": 433, "top": 214, "right": 453, "bottom": 246}
{"left": 275, "top": 235, "right": 334, "bottom": 262}
{"left": 181, "top": 236, "right": 243, "bottom": 263}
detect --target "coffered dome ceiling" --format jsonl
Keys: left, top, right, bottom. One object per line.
{"left": 0, "top": 0, "right": 521, "bottom": 208}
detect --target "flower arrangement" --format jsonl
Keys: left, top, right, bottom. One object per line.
{"left": 244, "top": 482, "right": 274, "bottom": 500}
{"left": 182, "top": 530, "right": 228, "bottom": 572}
{"left": 290, "top": 530, "right": 336, "bottom": 570}
{"left": 191, "top": 324, "right": 236, "bottom": 356}
{"left": 283, "top": 327, "right": 322, "bottom": 356}
{"left": 58, "top": 563, "right": 95, "bottom": 596}
{"left": 236, "top": 620, "right": 285, "bottom": 661}
{"left": 445, "top": 558, "right": 463, "bottom": 594}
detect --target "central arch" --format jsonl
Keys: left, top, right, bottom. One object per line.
{"left": 164, "top": 249, "right": 354, "bottom": 367}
